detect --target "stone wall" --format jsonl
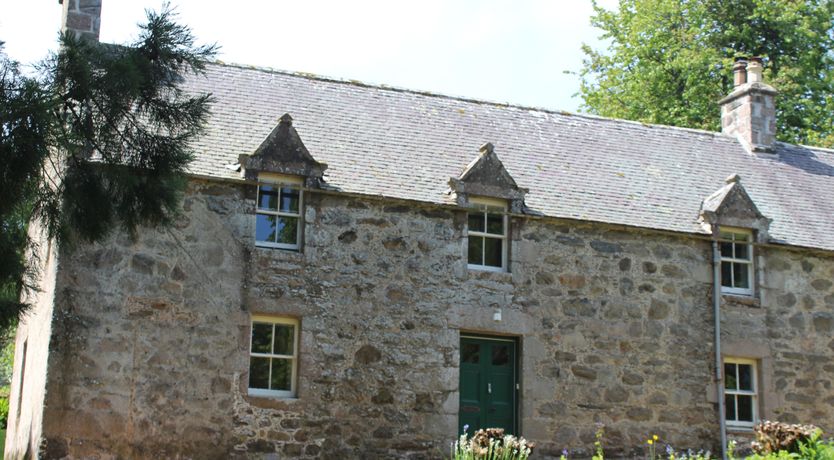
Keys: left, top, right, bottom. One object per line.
{"left": 723, "top": 247, "right": 834, "bottom": 423}
{"left": 31, "top": 178, "right": 834, "bottom": 459}
{"left": 5, "top": 221, "right": 61, "bottom": 460}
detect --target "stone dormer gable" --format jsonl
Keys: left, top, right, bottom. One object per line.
{"left": 239, "top": 113, "right": 327, "bottom": 186}
{"left": 449, "top": 143, "right": 528, "bottom": 213}
{"left": 699, "top": 173, "right": 771, "bottom": 239}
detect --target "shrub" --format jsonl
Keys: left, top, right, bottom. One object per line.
{"left": 752, "top": 421, "right": 821, "bottom": 455}
{"left": 451, "top": 427, "right": 535, "bottom": 460}
{"left": 748, "top": 432, "right": 834, "bottom": 460}
{"left": 0, "top": 396, "right": 8, "bottom": 428}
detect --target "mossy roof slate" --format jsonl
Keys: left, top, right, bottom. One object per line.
{"left": 183, "top": 62, "right": 834, "bottom": 252}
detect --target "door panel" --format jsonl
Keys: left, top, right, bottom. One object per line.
{"left": 460, "top": 340, "right": 485, "bottom": 432}
{"left": 488, "top": 341, "right": 515, "bottom": 432}
{"left": 459, "top": 336, "right": 517, "bottom": 435}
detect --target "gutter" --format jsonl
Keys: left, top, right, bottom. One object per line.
{"left": 713, "top": 240, "right": 728, "bottom": 460}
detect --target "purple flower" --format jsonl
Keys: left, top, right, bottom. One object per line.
{"left": 463, "top": 424, "right": 470, "bottom": 433}
{"left": 562, "top": 448, "right": 569, "bottom": 457}
{"left": 666, "top": 444, "right": 674, "bottom": 455}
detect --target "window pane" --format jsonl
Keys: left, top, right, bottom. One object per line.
{"left": 733, "top": 263, "right": 750, "bottom": 289}
{"left": 468, "top": 236, "right": 484, "bottom": 265}
{"left": 251, "top": 323, "right": 273, "bottom": 353}
{"left": 737, "top": 395, "right": 753, "bottom": 422}
{"left": 724, "top": 363, "right": 737, "bottom": 390}
{"left": 280, "top": 187, "right": 300, "bottom": 213}
{"left": 275, "top": 216, "right": 299, "bottom": 246}
{"left": 256, "top": 214, "right": 278, "bottom": 243}
{"left": 725, "top": 394, "right": 737, "bottom": 421}
{"left": 270, "top": 358, "right": 292, "bottom": 391}
{"left": 249, "top": 357, "right": 270, "bottom": 389}
{"left": 486, "top": 213, "right": 504, "bottom": 235}
{"left": 468, "top": 212, "right": 485, "bottom": 233}
{"left": 258, "top": 185, "right": 279, "bottom": 211}
{"left": 492, "top": 345, "right": 509, "bottom": 366}
{"left": 484, "top": 237, "right": 503, "bottom": 268}
{"left": 734, "top": 242, "right": 750, "bottom": 260}
{"left": 462, "top": 343, "right": 480, "bottom": 364}
{"left": 738, "top": 364, "right": 753, "bottom": 391}
{"left": 274, "top": 324, "right": 294, "bottom": 355}
{"left": 721, "top": 262, "right": 732, "bottom": 288}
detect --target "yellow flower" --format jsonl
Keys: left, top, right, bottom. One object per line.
{"left": 647, "top": 439, "right": 653, "bottom": 445}
{"left": 653, "top": 435, "right": 659, "bottom": 441}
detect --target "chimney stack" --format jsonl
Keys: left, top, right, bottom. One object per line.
{"left": 719, "top": 56, "right": 777, "bottom": 153}
{"left": 59, "top": 0, "right": 102, "bottom": 41}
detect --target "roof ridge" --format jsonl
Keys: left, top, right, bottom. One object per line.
{"left": 208, "top": 60, "right": 732, "bottom": 141}
{"left": 781, "top": 141, "right": 834, "bottom": 155}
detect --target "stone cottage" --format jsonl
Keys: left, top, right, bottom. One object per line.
{"left": 6, "top": 2, "right": 834, "bottom": 459}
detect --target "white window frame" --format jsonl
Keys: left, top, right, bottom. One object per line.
{"left": 248, "top": 315, "right": 300, "bottom": 398}
{"left": 724, "top": 357, "right": 758, "bottom": 429}
{"left": 255, "top": 173, "right": 303, "bottom": 251}
{"left": 719, "top": 228, "right": 754, "bottom": 296}
{"left": 466, "top": 196, "right": 508, "bottom": 273}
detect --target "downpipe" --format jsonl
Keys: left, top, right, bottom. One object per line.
{"left": 713, "top": 240, "right": 728, "bottom": 460}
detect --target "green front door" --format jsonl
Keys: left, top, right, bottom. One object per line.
{"left": 459, "top": 336, "right": 517, "bottom": 435}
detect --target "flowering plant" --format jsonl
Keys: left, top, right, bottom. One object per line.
{"left": 450, "top": 426, "right": 535, "bottom": 460}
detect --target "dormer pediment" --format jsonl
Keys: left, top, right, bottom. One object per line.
{"left": 700, "top": 174, "right": 771, "bottom": 238}
{"left": 239, "top": 113, "right": 327, "bottom": 186}
{"left": 449, "top": 143, "right": 527, "bottom": 213}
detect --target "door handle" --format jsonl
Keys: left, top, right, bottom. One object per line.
{"left": 488, "top": 383, "right": 492, "bottom": 394}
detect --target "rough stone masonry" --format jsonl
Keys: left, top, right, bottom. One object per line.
{"left": 5, "top": 1, "right": 834, "bottom": 458}
{"left": 7, "top": 179, "right": 834, "bottom": 459}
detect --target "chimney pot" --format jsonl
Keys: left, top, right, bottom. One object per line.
{"left": 747, "top": 57, "right": 763, "bottom": 83}
{"left": 733, "top": 58, "right": 748, "bottom": 87}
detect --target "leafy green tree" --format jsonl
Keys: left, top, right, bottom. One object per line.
{"left": 0, "top": 6, "right": 216, "bottom": 329}
{"left": 579, "top": 0, "right": 834, "bottom": 148}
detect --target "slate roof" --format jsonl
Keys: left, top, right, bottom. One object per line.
{"left": 183, "top": 62, "right": 834, "bottom": 252}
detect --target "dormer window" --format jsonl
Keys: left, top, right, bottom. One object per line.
{"left": 239, "top": 114, "right": 326, "bottom": 252}
{"left": 467, "top": 197, "right": 507, "bottom": 272}
{"left": 449, "top": 143, "right": 526, "bottom": 273}
{"left": 256, "top": 174, "right": 303, "bottom": 250}
{"left": 720, "top": 229, "right": 753, "bottom": 296}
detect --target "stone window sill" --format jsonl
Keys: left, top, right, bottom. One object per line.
{"left": 244, "top": 394, "right": 303, "bottom": 410}
{"left": 254, "top": 245, "right": 305, "bottom": 260}
{"left": 468, "top": 267, "right": 513, "bottom": 283}
{"left": 722, "top": 294, "right": 761, "bottom": 309}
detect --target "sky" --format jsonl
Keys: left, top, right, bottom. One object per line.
{"left": 1, "top": 1, "right": 617, "bottom": 112}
